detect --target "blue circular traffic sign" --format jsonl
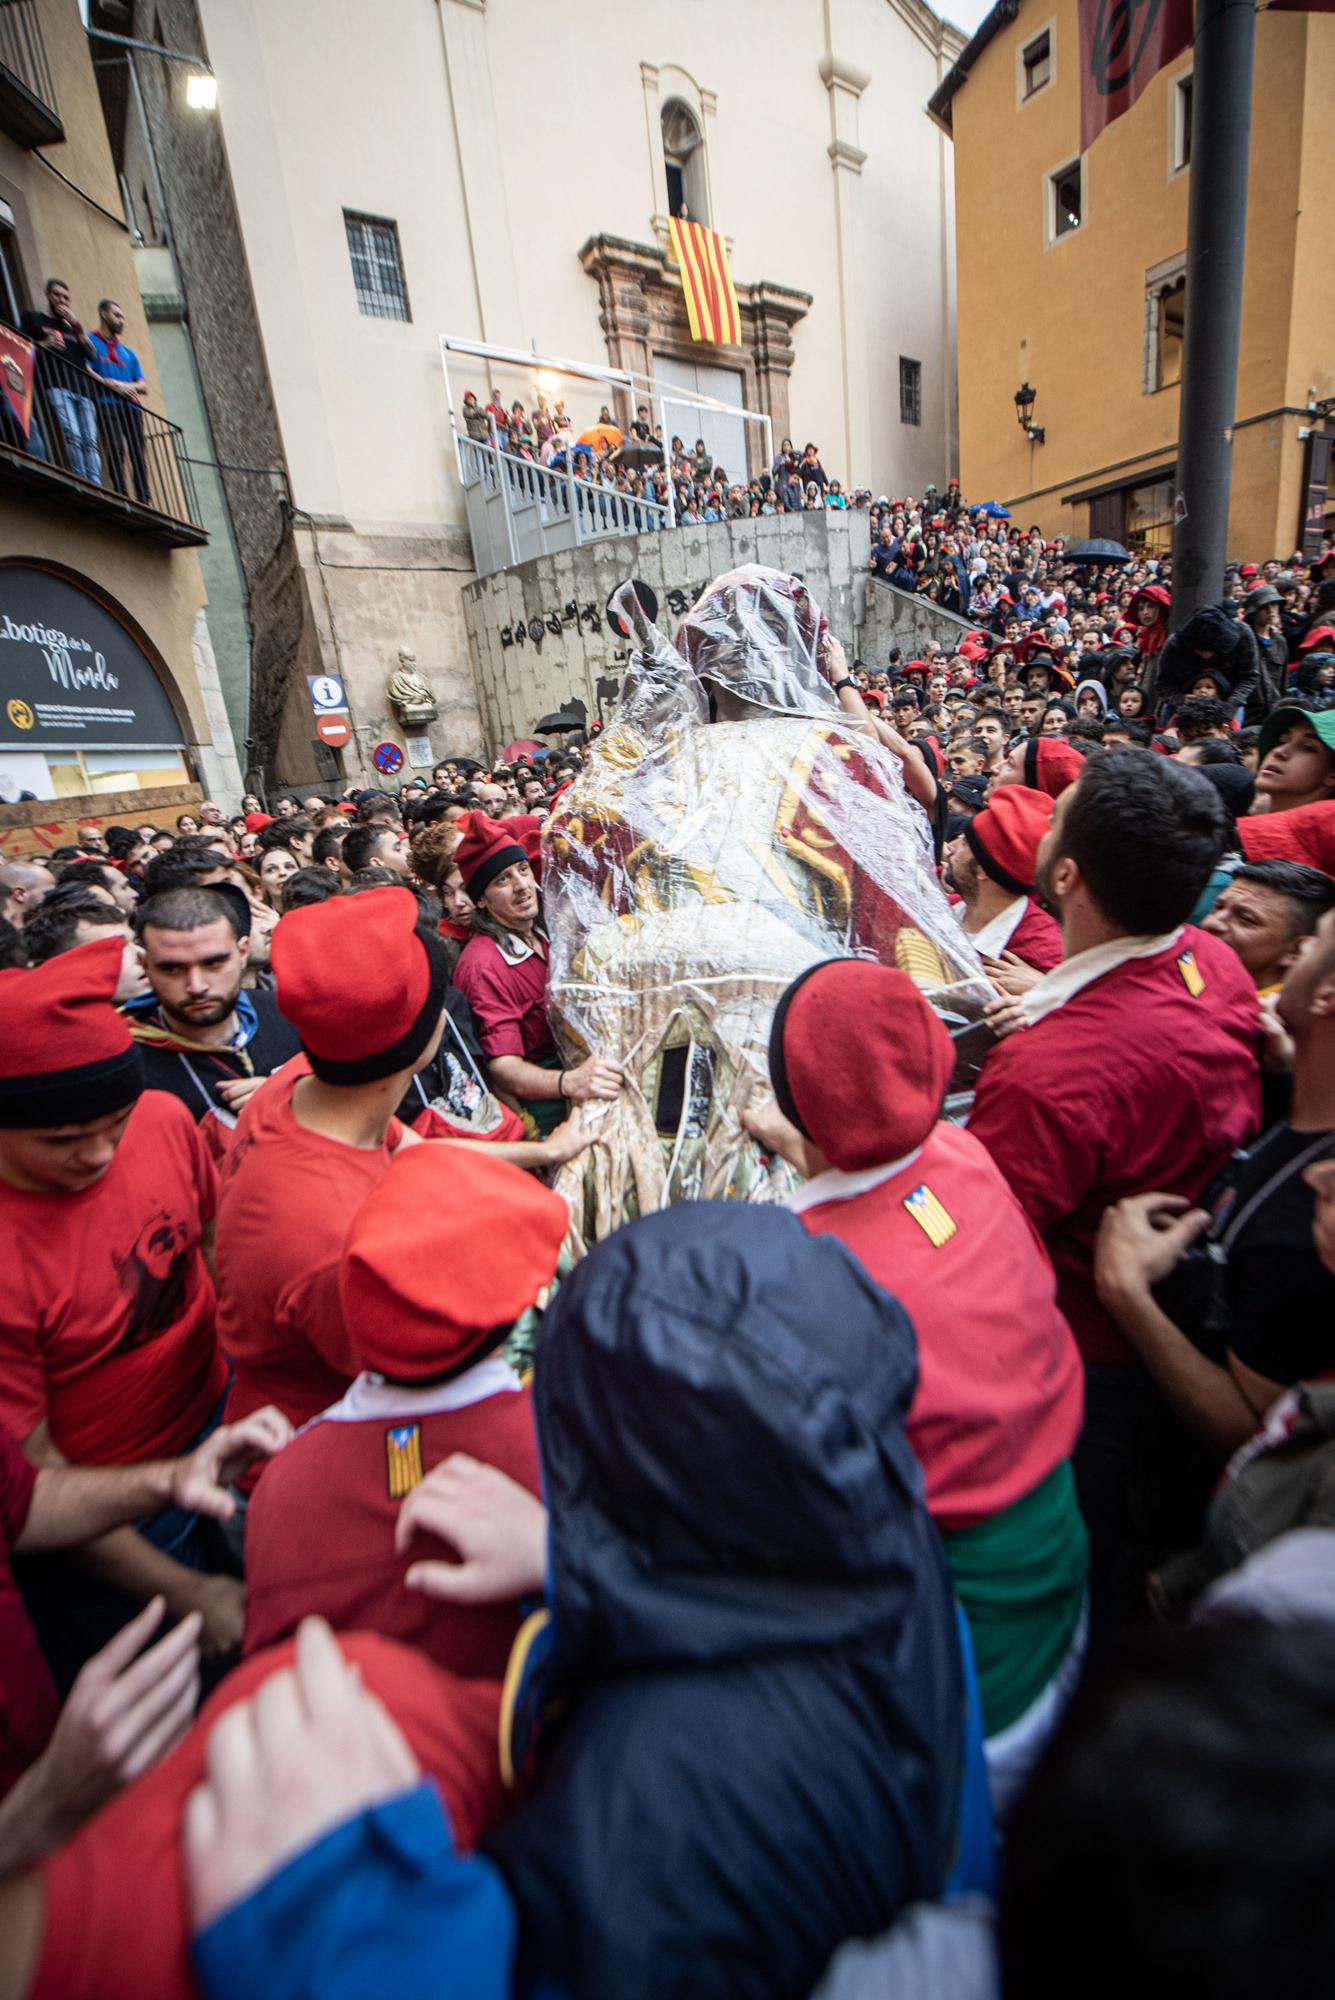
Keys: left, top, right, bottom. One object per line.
{"left": 372, "top": 740, "right": 404, "bottom": 776}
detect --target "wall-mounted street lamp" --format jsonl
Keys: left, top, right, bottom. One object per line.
{"left": 1014, "top": 381, "right": 1045, "bottom": 446}
{"left": 85, "top": 26, "right": 218, "bottom": 112}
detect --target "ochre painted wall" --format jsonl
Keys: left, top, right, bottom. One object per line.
{"left": 950, "top": 0, "right": 1327, "bottom": 558}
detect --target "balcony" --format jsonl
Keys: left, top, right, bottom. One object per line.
{"left": 0, "top": 0, "right": 64, "bottom": 147}
{"left": 0, "top": 333, "right": 207, "bottom": 546}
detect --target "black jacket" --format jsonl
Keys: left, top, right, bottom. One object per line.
{"left": 1153, "top": 603, "right": 1277, "bottom": 723}
{"left": 487, "top": 1202, "right": 965, "bottom": 2000}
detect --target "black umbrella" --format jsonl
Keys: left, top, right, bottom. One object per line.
{"left": 534, "top": 711, "right": 587, "bottom": 735}
{"left": 609, "top": 441, "right": 664, "bottom": 470}
{"left": 1067, "top": 538, "right": 1133, "bottom": 566}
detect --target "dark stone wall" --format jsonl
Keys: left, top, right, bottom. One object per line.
{"left": 97, "top": 0, "right": 324, "bottom": 785}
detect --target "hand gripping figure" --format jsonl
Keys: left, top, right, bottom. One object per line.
{"left": 543, "top": 566, "right": 992, "bottom": 1245}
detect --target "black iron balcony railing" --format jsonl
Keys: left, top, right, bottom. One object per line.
{"left": 0, "top": 0, "right": 63, "bottom": 147}
{"left": 0, "top": 332, "right": 207, "bottom": 546}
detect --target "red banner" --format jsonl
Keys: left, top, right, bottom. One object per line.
{"left": 1079, "top": 0, "right": 1194, "bottom": 150}
{"left": 0, "top": 325, "right": 34, "bottom": 439}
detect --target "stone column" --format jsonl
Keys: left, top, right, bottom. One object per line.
{"left": 818, "top": 51, "right": 871, "bottom": 489}
{"left": 744, "top": 283, "right": 812, "bottom": 469}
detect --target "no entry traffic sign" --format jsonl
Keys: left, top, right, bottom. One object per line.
{"left": 315, "top": 713, "right": 351, "bottom": 748}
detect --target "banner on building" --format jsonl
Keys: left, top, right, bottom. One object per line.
{"left": 1079, "top": 0, "right": 1194, "bottom": 150}
{"left": 668, "top": 217, "right": 741, "bottom": 347}
{"left": 0, "top": 326, "right": 35, "bottom": 440}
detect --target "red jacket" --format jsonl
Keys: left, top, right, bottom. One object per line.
{"left": 32, "top": 1635, "right": 503, "bottom": 2000}
{"left": 243, "top": 1373, "right": 541, "bottom": 1676}
{"left": 1007, "top": 898, "right": 1063, "bottom": 972}
{"left": 797, "top": 1123, "right": 1083, "bottom": 1529}
{"left": 968, "top": 927, "right": 1260, "bottom": 1364}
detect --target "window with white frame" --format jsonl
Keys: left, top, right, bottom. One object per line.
{"left": 899, "top": 357, "right": 922, "bottom": 427}
{"left": 343, "top": 211, "right": 411, "bottom": 322}
{"left": 1049, "top": 159, "right": 1083, "bottom": 241}
{"left": 1021, "top": 28, "right": 1052, "bottom": 99}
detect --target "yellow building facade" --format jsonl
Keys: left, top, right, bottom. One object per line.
{"left": 931, "top": 0, "right": 1335, "bottom": 560}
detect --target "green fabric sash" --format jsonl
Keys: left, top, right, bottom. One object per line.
{"left": 943, "top": 1460, "right": 1089, "bottom": 1737}
{"left": 518, "top": 1051, "right": 569, "bottom": 1140}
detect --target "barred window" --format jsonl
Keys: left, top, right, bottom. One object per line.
{"left": 343, "top": 211, "right": 411, "bottom": 322}
{"left": 899, "top": 357, "right": 922, "bottom": 427}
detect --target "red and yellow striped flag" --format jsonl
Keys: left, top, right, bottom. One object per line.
{"left": 668, "top": 216, "right": 741, "bottom": 347}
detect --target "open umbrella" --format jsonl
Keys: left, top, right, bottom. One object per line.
{"left": 502, "top": 738, "right": 545, "bottom": 761}
{"left": 971, "top": 501, "right": 1012, "bottom": 519}
{"left": 577, "top": 423, "right": 623, "bottom": 454}
{"left": 1067, "top": 538, "right": 1132, "bottom": 566}
{"left": 534, "top": 712, "right": 587, "bottom": 735}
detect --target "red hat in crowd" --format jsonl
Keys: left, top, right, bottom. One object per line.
{"left": 272, "top": 885, "right": 447, "bottom": 1084}
{"left": 1298, "top": 625, "right": 1335, "bottom": 652}
{"left": 768, "top": 959, "right": 954, "bottom": 1171}
{"left": 341, "top": 1143, "right": 568, "bottom": 1380}
{"left": 965, "top": 785, "right": 1053, "bottom": 894}
{"left": 1238, "top": 801, "right": 1335, "bottom": 875}
{"left": 0, "top": 935, "right": 143, "bottom": 1128}
{"left": 1023, "top": 736, "right": 1085, "bottom": 799}
{"left": 1238, "top": 563, "right": 1259, "bottom": 579}
{"left": 243, "top": 812, "right": 274, "bottom": 833}
{"left": 502, "top": 811, "right": 544, "bottom": 882}
{"left": 454, "top": 814, "right": 530, "bottom": 902}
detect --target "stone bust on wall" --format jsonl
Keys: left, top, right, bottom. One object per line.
{"left": 386, "top": 648, "right": 438, "bottom": 725}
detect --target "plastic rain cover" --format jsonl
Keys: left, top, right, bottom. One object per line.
{"left": 542, "top": 566, "right": 993, "bottom": 1247}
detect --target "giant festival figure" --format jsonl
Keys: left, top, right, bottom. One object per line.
{"left": 542, "top": 566, "right": 992, "bottom": 1243}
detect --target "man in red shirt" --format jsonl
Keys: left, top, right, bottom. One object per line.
{"left": 943, "top": 785, "right": 1062, "bottom": 976}
{"left": 451, "top": 816, "right": 621, "bottom": 1135}
{"left": 747, "top": 960, "right": 1085, "bottom": 1806}
{"left": 216, "top": 888, "right": 448, "bottom": 1446}
{"left": 0, "top": 940, "right": 242, "bottom": 1668}
{"left": 244, "top": 1143, "right": 564, "bottom": 1676}
{"left": 968, "top": 751, "right": 1261, "bottom": 1614}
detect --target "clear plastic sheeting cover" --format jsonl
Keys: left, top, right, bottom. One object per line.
{"left": 543, "top": 566, "right": 993, "bottom": 1247}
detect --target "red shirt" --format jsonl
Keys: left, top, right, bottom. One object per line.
{"left": 0, "top": 1092, "right": 223, "bottom": 1462}
{"left": 32, "top": 1633, "right": 504, "bottom": 2000}
{"left": 0, "top": 1427, "right": 59, "bottom": 1797}
{"left": 968, "top": 927, "right": 1261, "bottom": 1364}
{"left": 453, "top": 932, "right": 555, "bottom": 1062}
{"left": 244, "top": 1372, "right": 541, "bottom": 1673}
{"left": 797, "top": 1124, "right": 1083, "bottom": 1530}
{"left": 1007, "top": 898, "right": 1063, "bottom": 971}
{"left": 215, "top": 1061, "right": 403, "bottom": 1443}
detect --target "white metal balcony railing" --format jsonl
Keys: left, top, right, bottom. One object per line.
{"left": 441, "top": 333, "right": 774, "bottom": 581}
{"left": 455, "top": 432, "right": 669, "bottom": 578}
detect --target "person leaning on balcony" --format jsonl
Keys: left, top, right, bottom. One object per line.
{"left": 88, "top": 302, "right": 149, "bottom": 505}
{"left": 19, "top": 279, "right": 102, "bottom": 485}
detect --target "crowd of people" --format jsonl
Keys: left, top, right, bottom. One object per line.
{"left": 0, "top": 521, "right": 1334, "bottom": 1998}
{"left": 461, "top": 383, "right": 871, "bottom": 525}
{"left": 2, "top": 278, "right": 153, "bottom": 503}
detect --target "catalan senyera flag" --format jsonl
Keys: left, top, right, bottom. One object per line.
{"left": 668, "top": 216, "right": 742, "bottom": 347}
{"left": 902, "top": 1184, "right": 959, "bottom": 1250}
{"left": 384, "top": 1422, "right": 424, "bottom": 1499}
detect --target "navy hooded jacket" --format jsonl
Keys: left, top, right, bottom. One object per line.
{"left": 486, "top": 1202, "right": 966, "bottom": 2000}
